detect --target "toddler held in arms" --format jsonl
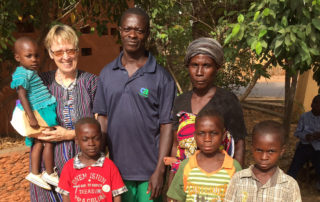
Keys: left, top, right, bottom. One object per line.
{"left": 10, "top": 37, "right": 59, "bottom": 190}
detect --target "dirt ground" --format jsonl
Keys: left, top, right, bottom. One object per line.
{"left": 0, "top": 107, "right": 319, "bottom": 201}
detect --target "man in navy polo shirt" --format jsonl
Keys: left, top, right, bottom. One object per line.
{"left": 93, "top": 8, "right": 176, "bottom": 202}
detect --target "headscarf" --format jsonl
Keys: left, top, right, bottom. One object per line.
{"left": 184, "top": 37, "right": 224, "bottom": 68}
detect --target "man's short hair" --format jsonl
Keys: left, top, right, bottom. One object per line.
{"left": 252, "top": 120, "right": 285, "bottom": 146}
{"left": 312, "top": 94, "right": 320, "bottom": 104}
{"left": 75, "top": 117, "right": 101, "bottom": 134}
{"left": 120, "top": 7, "right": 150, "bottom": 30}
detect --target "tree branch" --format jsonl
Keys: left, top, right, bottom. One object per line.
{"left": 175, "top": 1, "right": 215, "bottom": 31}
{"left": 56, "top": 1, "right": 80, "bottom": 21}
{"left": 239, "top": 55, "right": 275, "bottom": 102}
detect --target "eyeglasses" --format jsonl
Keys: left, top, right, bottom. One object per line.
{"left": 50, "top": 49, "right": 78, "bottom": 57}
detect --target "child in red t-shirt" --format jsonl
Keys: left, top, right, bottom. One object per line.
{"left": 56, "top": 117, "right": 127, "bottom": 202}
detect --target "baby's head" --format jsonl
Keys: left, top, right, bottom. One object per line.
{"left": 14, "top": 37, "right": 39, "bottom": 71}
{"left": 194, "top": 109, "right": 226, "bottom": 155}
{"left": 75, "top": 117, "right": 102, "bottom": 159}
{"left": 311, "top": 95, "right": 320, "bottom": 116}
{"left": 251, "top": 120, "right": 285, "bottom": 172}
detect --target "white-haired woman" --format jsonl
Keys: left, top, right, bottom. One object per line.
{"left": 30, "top": 24, "right": 98, "bottom": 201}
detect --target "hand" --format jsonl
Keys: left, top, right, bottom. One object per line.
{"left": 305, "top": 133, "right": 320, "bottom": 141}
{"left": 29, "top": 118, "right": 40, "bottom": 129}
{"left": 163, "top": 157, "right": 177, "bottom": 166}
{"left": 38, "top": 126, "right": 75, "bottom": 142}
{"left": 305, "top": 134, "right": 314, "bottom": 141}
{"left": 311, "top": 132, "right": 320, "bottom": 140}
{"left": 147, "top": 169, "right": 164, "bottom": 200}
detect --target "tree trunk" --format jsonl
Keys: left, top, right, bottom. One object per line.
{"left": 283, "top": 69, "right": 298, "bottom": 139}
{"left": 167, "top": 65, "right": 183, "bottom": 95}
{"left": 37, "top": 0, "right": 53, "bottom": 72}
{"left": 239, "top": 56, "right": 274, "bottom": 102}
{"left": 239, "top": 70, "right": 259, "bottom": 102}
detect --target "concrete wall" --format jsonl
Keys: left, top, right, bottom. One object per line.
{"left": 77, "top": 31, "right": 120, "bottom": 75}
{"left": 295, "top": 70, "right": 319, "bottom": 113}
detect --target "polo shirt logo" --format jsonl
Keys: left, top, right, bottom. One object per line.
{"left": 139, "top": 88, "right": 149, "bottom": 98}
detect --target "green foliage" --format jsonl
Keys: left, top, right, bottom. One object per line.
{"left": 135, "top": 0, "right": 193, "bottom": 91}
{"left": 226, "top": 0, "right": 320, "bottom": 84}
{"left": 136, "top": 0, "right": 255, "bottom": 92}
{"left": 0, "top": 1, "right": 20, "bottom": 63}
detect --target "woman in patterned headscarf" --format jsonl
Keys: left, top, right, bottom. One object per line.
{"left": 166, "top": 37, "right": 247, "bottom": 183}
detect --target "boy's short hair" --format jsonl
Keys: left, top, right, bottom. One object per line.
{"left": 75, "top": 117, "right": 101, "bottom": 135}
{"left": 252, "top": 120, "right": 285, "bottom": 146}
{"left": 195, "top": 109, "right": 224, "bottom": 126}
{"left": 44, "top": 24, "right": 79, "bottom": 50}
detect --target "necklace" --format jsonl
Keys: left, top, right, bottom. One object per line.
{"left": 56, "top": 69, "right": 78, "bottom": 90}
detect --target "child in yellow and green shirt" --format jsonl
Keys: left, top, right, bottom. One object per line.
{"left": 167, "top": 109, "right": 241, "bottom": 201}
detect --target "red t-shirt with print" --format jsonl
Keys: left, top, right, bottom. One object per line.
{"left": 58, "top": 157, "right": 125, "bottom": 202}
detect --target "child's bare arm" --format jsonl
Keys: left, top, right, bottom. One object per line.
{"left": 17, "top": 86, "right": 39, "bottom": 129}
{"left": 62, "top": 194, "right": 70, "bottom": 202}
{"left": 113, "top": 195, "right": 121, "bottom": 202}
{"left": 167, "top": 130, "right": 178, "bottom": 187}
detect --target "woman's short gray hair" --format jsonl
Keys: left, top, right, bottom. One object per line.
{"left": 184, "top": 37, "right": 224, "bottom": 68}
{"left": 44, "top": 24, "right": 79, "bottom": 50}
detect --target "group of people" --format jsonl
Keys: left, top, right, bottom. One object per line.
{"left": 9, "top": 6, "right": 319, "bottom": 202}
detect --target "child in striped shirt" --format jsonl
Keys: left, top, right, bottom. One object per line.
{"left": 167, "top": 109, "right": 241, "bottom": 201}
{"left": 10, "top": 37, "right": 59, "bottom": 190}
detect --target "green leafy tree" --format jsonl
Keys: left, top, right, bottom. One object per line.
{"left": 135, "top": 0, "right": 255, "bottom": 93}
{"left": 226, "top": 0, "right": 320, "bottom": 136}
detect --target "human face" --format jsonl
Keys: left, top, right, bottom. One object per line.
{"left": 252, "top": 133, "right": 284, "bottom": 173}
{"left": 188, "top": 54, "right": 218, "bottom": 91}
{"left": 49, "top": 40, "right": 78, "bottom": 75}
{"left": 76, "top": 123, "right": 102, "bottom": 160}
{"left": 120, "top": 14, "right": 149, "bottom": 53}
{"left": 15, "top": 42, "right": 40, "bottom": 71}
{"left": 194, "top": 116, "right": 226, "bottom": 156}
